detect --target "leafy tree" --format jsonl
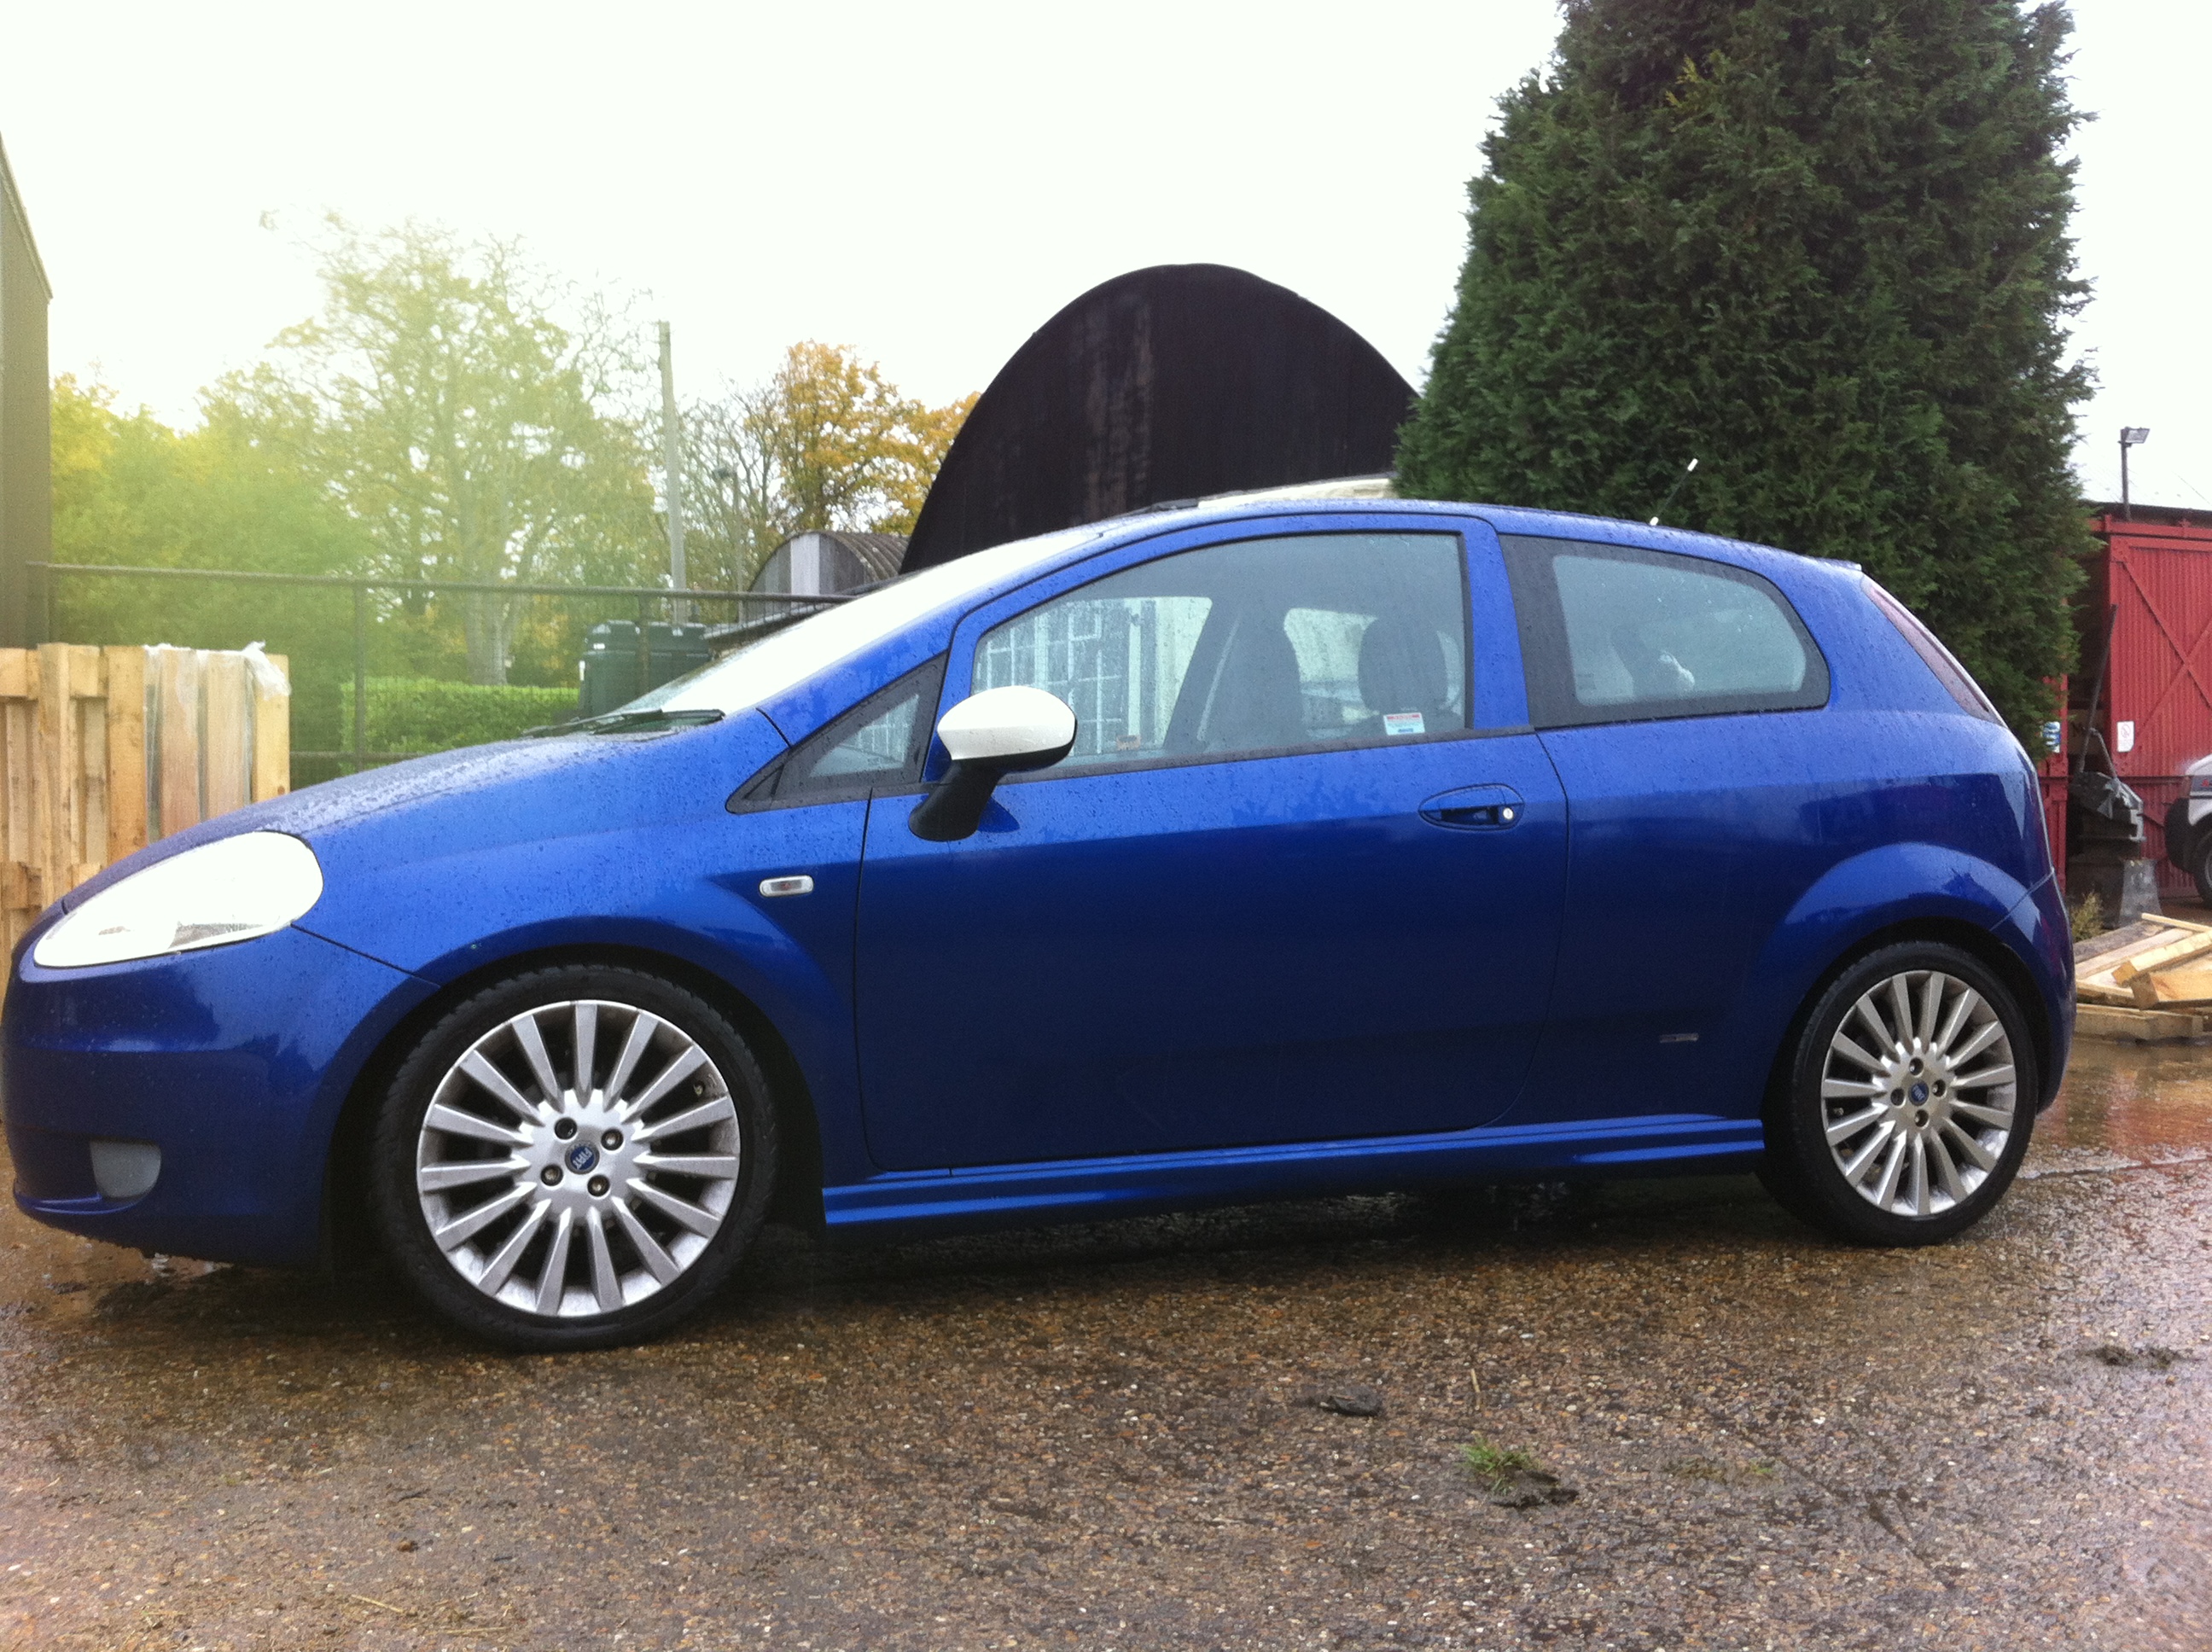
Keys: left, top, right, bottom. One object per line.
{"left": 1397, "top": 0, "right": 2091, "bottom": 738}
{"left": 48, "top": 375, "right": 375, "bottom": 759}
{"left": 222, "top": 220, "right": 659, "bottom": 683}
{"left": 683, "top": 343, "right": 975, "bottom": 589}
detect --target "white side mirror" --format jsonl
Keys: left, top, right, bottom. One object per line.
{"left": 936, "top": 686, "right": 1078, "bottom": 768}
{"left": 911, "top": 687, "right": 1078, "bottom": 841}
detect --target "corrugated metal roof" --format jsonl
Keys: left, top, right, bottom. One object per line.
{"left": 819, "top": 532, "right": 907, "bottom": 586}
{"left": 2087, "top": 502, "right": 2210, "bottom": 531}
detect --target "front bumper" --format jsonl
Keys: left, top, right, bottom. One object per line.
{"left": 4, "top": 924, "right": 433, "bottom": 1267}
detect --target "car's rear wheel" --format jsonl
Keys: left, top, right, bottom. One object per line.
{"left": 370, "top": 965, "right": 777, "bottom": 1350}
{"left": 2192, "top": 839, "right": 2212, "bottom": 910}
{"left": 1761, "top": 941, "right": 2034, "bottom": 1246}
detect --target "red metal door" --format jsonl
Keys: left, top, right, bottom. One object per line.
{"left": 2082, "top": 512, "right": 2212, "bottom": 893}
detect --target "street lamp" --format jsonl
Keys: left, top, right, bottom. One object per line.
{"left": 2120, "top": 427, "right": 2151, "bottom": 521}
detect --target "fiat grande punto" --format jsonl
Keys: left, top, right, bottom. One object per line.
{"left": 3, "top": 495, "right": 2073, "bottom": 1347}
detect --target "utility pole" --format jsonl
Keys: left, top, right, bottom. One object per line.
{"left": 2119, "top": 427, "right": 2151, "bottom": 522}
{"left": 659, "top": 321, "right": 689, "bottom": 621}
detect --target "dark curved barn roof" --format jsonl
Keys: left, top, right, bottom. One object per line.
{"left": 901, "top": 265, "right": 1415, "bottom": 572}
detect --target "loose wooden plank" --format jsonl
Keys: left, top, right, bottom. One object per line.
{"left": 2076, "top": 1003, "right": 2208, "bottom": 1043}
{"left": 102, "top": 647, "right": 147, "bottom": 866}
{"left": 2145, "top": 913, "right": 2212, "bottom": 932}
{"left": 2078, "top": 981, "right": 2139, "bottom": 1007}
{"left": 2076, "top": 919, "right": 2182, "bottom": 975}
{"left": 2112, "top": 929, "right": 2212, "bottom": 986}
{"left": 2079, "top": 946, "right": 2178, "bottom": 1002}
{"left": 2134, "top": 962, "right": 2212, "bottom": 1009}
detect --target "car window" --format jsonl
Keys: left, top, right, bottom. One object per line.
{"left": 973, "top": 532, "right": 1469, "bottom": 768}
{"left": 733, "top": 658, "right": 945, "bottom": 807}
{"left": 653, "top": 522, "right": 1105, "bottom": 717}
{"left": 1501, "top": 536, "right": 1828, "bottom": 728}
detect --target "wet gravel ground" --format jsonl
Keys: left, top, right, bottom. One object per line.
{"left": 3, "top": 1040, "right": 2209, "bottom": 1651}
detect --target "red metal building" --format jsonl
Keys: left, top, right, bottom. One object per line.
{"left": 2052, "top": 503, "right": 2212, "bottom": 896}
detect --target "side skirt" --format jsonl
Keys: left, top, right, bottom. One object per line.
{"left": 821, "top": 1113, "right": 1765, "bottom": 1237}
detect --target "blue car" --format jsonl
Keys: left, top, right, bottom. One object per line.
{"left": 3, "top": 495, "right": 2072, "bottom": 1348}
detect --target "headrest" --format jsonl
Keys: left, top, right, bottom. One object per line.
{"left": 1358, "top": 615, "right": 1451, "bottom": 719}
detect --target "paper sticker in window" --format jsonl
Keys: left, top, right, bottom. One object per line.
{"left": 1382, "top": 712, "right": 1425, "bottom": 736}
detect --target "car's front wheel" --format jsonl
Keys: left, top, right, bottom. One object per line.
{"left": 370, "top": 965, "right": 778, "bottom": 1350}
{"left": 1761, "top": 941, "right": 2034, "bottom": 1245}
{"left": 2192, "top": 838, "right": 2212, "bottom": 910}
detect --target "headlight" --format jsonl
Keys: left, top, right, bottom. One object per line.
{"left": 32, "top": 832, "right": 323, "bottom": 969}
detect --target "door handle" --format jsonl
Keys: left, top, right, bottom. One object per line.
{"left": 1420, "top": 784, "right": 1524, "bottom": 830}
{"left": 1432, "top": 803, "right": 1516, "bottom": 828}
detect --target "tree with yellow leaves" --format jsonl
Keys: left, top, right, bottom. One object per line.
{"left": 684, "top": 344, "right": 974, "bottom": 589}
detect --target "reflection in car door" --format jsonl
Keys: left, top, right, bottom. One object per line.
{"left": 850, "top": 523, "right": 1570, "bottom": 1172}
{"left": 1496, "top": 535, "right": 1836, "bottom": 1126}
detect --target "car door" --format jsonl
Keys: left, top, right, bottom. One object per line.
{"left": 851, "top": 517, "right": 1569, "bottom": 1172}
{"left": 1494, "top": 533, "right": 1835, "bottom": 1125}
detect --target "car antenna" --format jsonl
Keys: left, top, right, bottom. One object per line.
{"left": 1647, "top": 457, "right": 1699, "bottom": 526}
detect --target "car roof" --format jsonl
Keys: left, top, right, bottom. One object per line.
{"left": 1082, "top": 490, "right": 1858, "bottom": 591}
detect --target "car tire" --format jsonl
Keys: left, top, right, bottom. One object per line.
{"left": 1760, "top": 941, "right": 2035, "bottom": 1247}
{"left": 370, "top": 964, "right": 779, "bottom": 1351}
{"left": 2193, "top": 840, "right": 2212, "bottom": 910}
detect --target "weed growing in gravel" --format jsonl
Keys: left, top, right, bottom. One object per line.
{"left": 1462, "top": 1440, "right": 1539, "bottom": 1493}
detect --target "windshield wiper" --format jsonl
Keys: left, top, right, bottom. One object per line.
{"left": 522, "top": 707, "right": 724, "bottom": 738}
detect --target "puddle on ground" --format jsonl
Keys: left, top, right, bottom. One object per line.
{"left": 2042, "top": 1037, "right": 2212, "bottom": 1156}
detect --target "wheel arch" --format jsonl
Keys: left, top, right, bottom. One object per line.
{"left": 321, "top": 942, "right": 824, "bottom": 1271}
{"left": 1755, "top": 916, "right": 2056, "bottom": 1145}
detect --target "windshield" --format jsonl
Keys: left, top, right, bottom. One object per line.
{"left": 631, "top": 526, "right": 1107, "bottom": 718}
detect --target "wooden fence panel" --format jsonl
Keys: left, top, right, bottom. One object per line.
{"left": 0, "top": 645, "right": 289, "bottom": 957}
{"left": 2, "top": 652, "right": 38, "bottom": 949}
{"left": 202, "top": 654, "right": 249, "bottom": 820}
{"left": 102, "top": 646, "right": 147, "bottom": 867}
{"left": 153, "top": 647, "right": 200, "bottom": 844}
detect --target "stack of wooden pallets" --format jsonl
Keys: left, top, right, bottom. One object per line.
{"left": 2075, "top": 914, "right": 2212, "bottom": 1042}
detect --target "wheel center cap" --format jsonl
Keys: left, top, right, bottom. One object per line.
{"left": 1908, "top": 1081, "right": 1930, "bottom": 1106}
{"left": 565, "top": 1142, "right": 601, "bottom": 1174}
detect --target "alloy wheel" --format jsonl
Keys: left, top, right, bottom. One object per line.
{"left": 413, "top": 998, "right": 741, "bottom": 1317}
{"left": 1818, "top": 968, "right": 2017, "bottom": 1220}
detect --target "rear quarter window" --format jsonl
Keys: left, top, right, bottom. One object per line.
{"left": 1500, "top": 536, "right": 1830, "bottom": 729}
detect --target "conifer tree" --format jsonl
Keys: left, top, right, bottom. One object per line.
{"left": 1399, "top": 0, "right": 2091, "bottom": 736}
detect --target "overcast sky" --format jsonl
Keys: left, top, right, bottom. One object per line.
{"left": 3, "top": 1, "right": 2203, "bottom": 510}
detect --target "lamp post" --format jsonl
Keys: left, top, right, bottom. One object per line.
{"left": 2120, "top": 426, "right": 2151, "bottom": 521}
{"left": 710, "top": 464, "right": 751, "bottom": 618}
{"left": 659, "top": 323, "right": 688, "bottom": 622}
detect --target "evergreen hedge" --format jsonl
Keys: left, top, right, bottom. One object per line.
{"left": 338, "top": 678, "right": 579, "bottom": 755}
{"left": 1398, "top": 0, "right": 2092, "bottom": 740}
